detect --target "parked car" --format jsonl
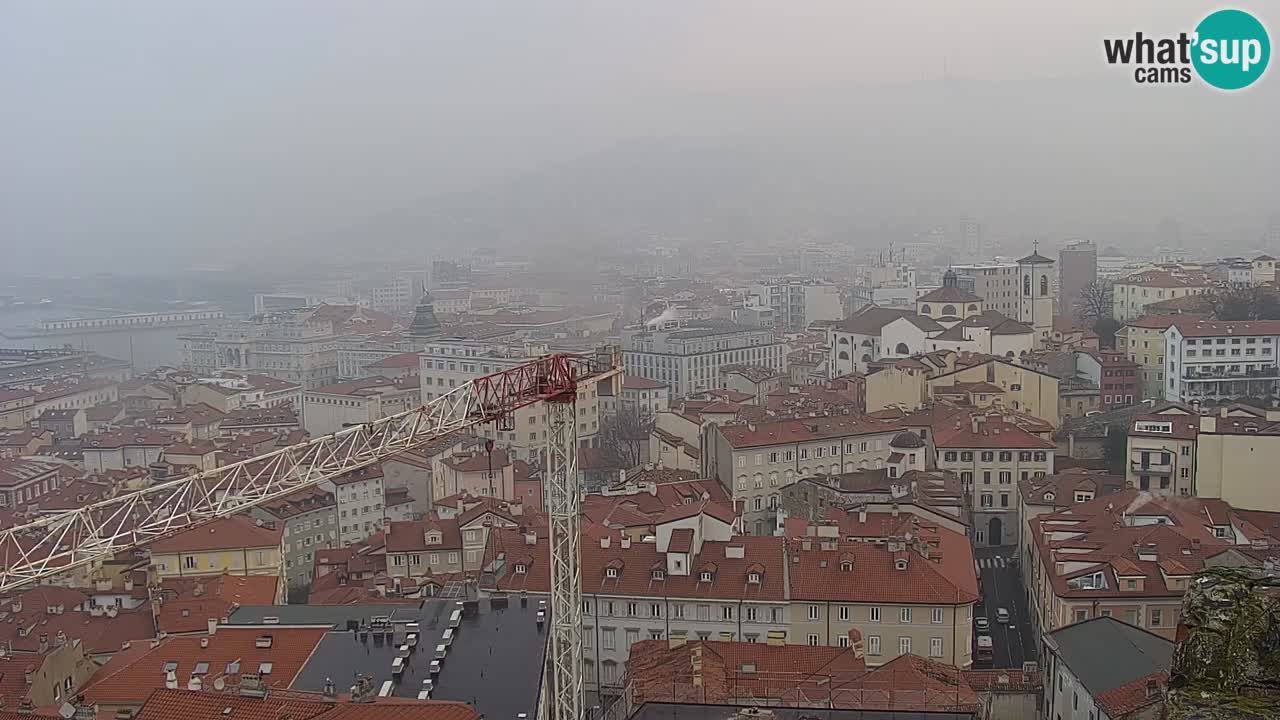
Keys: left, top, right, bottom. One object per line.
{"left": 975, "top": 616, "right": 990, "bottom": 631}
{"left": 976, "top": 634, "right": 994, "bottom": 661}
{"left": 996, "top": 607, "right": 1010, "bottom": 624}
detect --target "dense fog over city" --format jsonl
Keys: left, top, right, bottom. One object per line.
{"left": 2, "top": 1, "right": 1277, "bottom": 272}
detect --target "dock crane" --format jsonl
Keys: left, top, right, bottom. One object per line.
{"left": 0, "top": 349, "right": 622, "bottom": 720}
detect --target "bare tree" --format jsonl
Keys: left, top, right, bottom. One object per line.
{"left": 597, "top": 407, "right": 651, "bottom": 470}
{"left": 1074, "top": 280, "right": 1114, "bottom": 324}
{"left": 1209, "top": 285, "right": 1280, "bottom": 321}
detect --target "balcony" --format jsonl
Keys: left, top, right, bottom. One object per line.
{"left": 1130, "top": 454, "right": 1173, "bottom": 474}
{"left": 1182, "top": 365, "right": 1280, "bottom": 381}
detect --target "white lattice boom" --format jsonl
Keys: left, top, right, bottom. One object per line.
{"left": 0, "top": 351, "right": 618, "bottom": 602}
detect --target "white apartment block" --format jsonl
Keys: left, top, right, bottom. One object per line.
{"left": 1112, "top": 269, "right": 1213, "bottom": 323}
{"left": 419, "top": 339, "right": 602, "bottom": 461}
{"left": 322, "top": 465, "right": 388, "bottom": 545}
{"left": 1164, "top": 319, "right": 1280, "bottom": 404}
{"left": 622, "top": 322, "right": 785, "bottom": 398}
{"left": 747, "top": 279, "right": 843, "bottom": 330}
{"left": 368, "top": 271, "right": 426, "bottom": 316}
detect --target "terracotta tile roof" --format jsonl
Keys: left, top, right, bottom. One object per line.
{"left": 1171, "top": 317, "right": 1280, "bottom": 337}
{"left": 932, "top": 416, "right": 1054, "bottom": 450}
{"left": 441, "top": 449, "right": 509, "bottom": 473}
{"left": 1116, "top": 269, "right": 1212, "bottom": 288}
{"left": 309, "top": 377, "right": 400, "bottom": 397}
{"left": 330, "top": 463, "right": 385, "bottom": 486}
{"left": 385, "top": 516, "right": 461, "bottom": 552}
{"left": 157, "top": 574, "right": 280, "bottom": 633}
{"left": 1029, "top": 489, "right": 1232, "bottom": 600}
{"left": 257, "top": 487, "right": 336, "bottom": 520}
{"left": 83, "top": 627, "right": 330, "bottom": 707}
{"left": 1019, "top": 469, "right": 1126, "bottom": 508}
{"left": 917, "top": 285, "right": 983, "bottom": 304}
{"left": 718, "top": 415, "right": 900, "bottom": 449}
{"left": 787, "top": 522, "right": 977, "bottom": 605}
{"left": 668, "top": 528, "right": 694, "bottom": 553}
{"left": 653, "top": 499, "right": 737, "bottom": 526}
{"left": 831, "top": 306, "right": 916, "bottom": 335}
{"left": 622, "top": 375, "right": 666, "bottom": 390}
{"left": 835, "top": 654, "right": 981, "bottom": 714}
{"left": 81, "top": 428, "right": 184, "bottom": 450}
{"left": 149, "top": 516, "right": 282, "bottom": 554}
{"left": 626, "top": 638, "right": 866, "bottom": 707}
{"left": 0, "top": 586, "right": 156, "bottom": 655}
{"left": 485, "top": 530, "right": 786, "bottom": 601}
{"left": 133, "top": 688, "right": 332, "bottom": 720}
{"left": 1128, "top": 411, "right": 1201, "bottom": 440}
{"left": 365, "top": 351, "right": 422, "bottom": 369}
{"left": 0, "top": 458, "right": 60, "bottom": 488}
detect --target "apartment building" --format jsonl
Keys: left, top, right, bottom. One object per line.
{"left": 707, "top": 416, "right": 904, "bottom": 536}
{"left": 418, "top": 339, "right": 604, "bottom": 461}
{"left": 322, "top": 464, "right": 388, "bottom": 545}
{"left": 1163, "top": 319, "right": 1280, "bottom": 404}
{"left": 387, "top": 496, "right": 524, "bottom": 580}
{"left": 249, "top": 488, "right": 338, "bottom": 590}
{"left": 1118, "top": 314, "right": 1191, "bottom": 400}
{"left": 301, "top": 375, "right": 419, "bottom": 436}
{"left": 0, "top": 458, "right": 63, "bottom": 508}
{"left": 616, "top": 375, "right": 669, "bottom": 416}
{"left": 1125, "top": 405, "right": 1200, "bottom": 496}
{"left": 784, "top": 509, "right": 978, "bottom": 668}
{"left": 934, "top": 413, "right": 1055, "bottom": 547}
{"left": 483, "top": 506, "right": 786, "bottom": 696}
{"left": 747, "top": 278, "right": 843, "bottom": 330}
{"left": 622, "top": 321, "right": 785, "bottom": 398}
{"left": 432, "top": 447, "right": 517, "bottom": 500}
{"left": 1195, "top": 406, "right": 1280, "bottom": 511}
{"left": 1022, "top": 490, "right": 1277, "bottom": 644}
{"left": 1042, "top": 617, "right": 1173, "bottom": 720}
{"left": 1112, "top": 269, "right": 1213, "bottom": 323}
{"left": 1076, "top": 350, "right": 1139, "bottom": 410}
{"left": 927, "top": 356, "right": 1061, "bottom": 428}
{"left": 148, "top": 516, "right": 284, "bottom": 600}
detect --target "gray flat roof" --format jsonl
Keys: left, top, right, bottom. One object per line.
{"left": 629, "top": 703, "right": 976, "bottom": 720}
{"left": 1048, "top": 616, "right": 1173, "bottom": 697}
{"left": 232, "top": 598, "right": 547, "bottom": 720}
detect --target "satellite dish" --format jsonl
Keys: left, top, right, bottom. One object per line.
{"left": 213, "top": 677, "right": 226, "bottom": 691}
{"left": 59, "top": 703, "right": 76, "bottom": 719}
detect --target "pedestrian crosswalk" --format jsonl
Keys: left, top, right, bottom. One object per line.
{"left": 976, "top": 556, "right": 1010, "bottom": 570}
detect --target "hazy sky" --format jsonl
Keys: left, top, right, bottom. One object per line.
{"left": 2, "top": 1, "right": 1276, "bottom": 270}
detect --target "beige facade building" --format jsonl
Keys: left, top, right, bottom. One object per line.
{"left": 706, "top": 416, "right": 903, "bottom": 536}
{"left": 1112, "top": 269, "right": 1213, "bottom": 323}
{"left": 934, "top": 413, "right": 1055, "bottom": 547}
{"left": 301, "top": 375, "right": 419, "bottom": 436}
{"left": 1125, "top": 405, "right": 1199, "bottom": 496}
{"left": 1023, "top": 489, "right": 1277, "bottom": 645}
{"left": 928, "top": 359, "right": 1060, "bottom": 428}
{"left": 1118, "top": 314, "right": 1186, "bottom": 401}
{"left": 1195, "top": 407, "right": 1280, "bottom": 510}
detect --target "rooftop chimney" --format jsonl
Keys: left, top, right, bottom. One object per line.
{"left": 164, "top": 670, "right": 178, "bottom": 690}
{"left": 207, "top": 618, "right": 218, "bottom": 636}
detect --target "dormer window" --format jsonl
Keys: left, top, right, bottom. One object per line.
{"left": 426, "top": 532, "right": 442, "bottom": 545}
{"left": 894, "top": 559, "right": 908, "bottom": 571}
{"left": 652, "top": 569, "right": 665, "bottom": 581}
{"left": 1043, "top": 492, "right": 1055, "bottom": 502}
{"left": 699, "top": 571, "right": 713, "bottom": 582}
{"left": 515, "top": 563, "right": 528, "bottom": 575}
{"left": 840, "top": 560, "right": 853, "bottom": 572}
{"left": 747, "top": 572, "right": 760, "bottom": 584}
{"left": 606, "top": 567, "right": 618, "bottom": 579}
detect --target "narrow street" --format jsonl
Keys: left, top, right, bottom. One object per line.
{"left": 972, "top": 547, "right": 1037, "bottom": 669}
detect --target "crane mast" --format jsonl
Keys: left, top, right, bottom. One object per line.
{"left": 0, "top": 350, "right": 620, "bottom": 720}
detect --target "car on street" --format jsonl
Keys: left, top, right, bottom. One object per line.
{"left": 975, "top": 616, "right": 990, "bottom": 631}
{"left": 976, "top": 634, "right": 993, "bottom": 662}
{"left": 996, "top": 607, "right": 1010, "bottom": 624}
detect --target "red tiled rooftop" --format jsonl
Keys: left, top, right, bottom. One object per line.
{"left": 719, "top": 415, "right": 900, "bottom": 449}
{"left": 148, "top": 516, "right": 282, "bottom": 554}
{"left": 83, "top": 627, "right": 330, "bottom": 707}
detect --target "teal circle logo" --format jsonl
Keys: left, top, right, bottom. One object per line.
{"left": 1192, "top": 9, "right": 1270, "bottom": 90}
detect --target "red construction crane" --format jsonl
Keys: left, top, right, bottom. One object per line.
{"left": 0, "top": 348, "right": 621, "bottom": 720}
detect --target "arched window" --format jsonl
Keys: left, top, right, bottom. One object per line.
{"left": 942, "top": 304, "right": 956, "bottom": 316}
{"left": 895, "top": 343, "right": 909, "bottom": 355}
{"left": 920, "top": 304, "right": 931, "bottom": 315}
{"left": 861, "top": 354, "right": 872, "bottom": 364}
{"left": 1023, "top": 275, "right": 1031, "bottom": 296}
{"left": 830, "top": 463, "right": 840, "bottom": 474}
{"left": 1041, "top": 274, "right": 1050, "bottom": 296}
{"left": 968, "top": 304, "right": 978, "bottom": 312}
{"left": 838, "top": 336, "right": 850, "bottom": 345}
{"left": 1006, "top": 351, "right": 1015, "bottom": 358}
{"left": 838, "top": 350, "right": 850, "bottom": 360}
